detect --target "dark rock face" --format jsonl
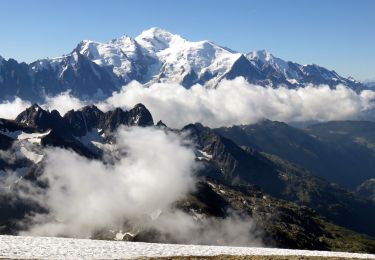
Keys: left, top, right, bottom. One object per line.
{"left": 182, "top": 123, "right": 283, "bottom": 190}
{"left": 0, "top": 53, "right": 124, "bottom": 102}
{"left": 0, "top": 58, "right": 36, "bottom": 101}
{"left": 15, "top": 104, "right": 65, "bottom": 131}
{"left": 64, "top": 105, "right": 104, "bottom": 137}
{"left": 0, "top": 118, "right": 37, "bottom": 134}
{"left": 14, "top": 103, "right": 154, "bottom": 138}
{"left": 40, "top": 51, "right": 122, "bottom": 99}
{"left": 40, "top": 128, "right": 98, "bottom": 159}
{"left": 0, "top": 133, "right": 13, "bottom": 150}
{"left": 100, "top": 108, "right": 129, "bottom": 133}
{"left": 225, "top": 55, "right": 265, "bottom": 83}
{"left": 127, "top": 103, "right": 154, "bottom": 127}
{"left": 99, "top": 104, "right": 154, "bottom": 134}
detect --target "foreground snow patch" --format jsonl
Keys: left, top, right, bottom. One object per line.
{"left": 0, "top": 235, "right": 374, "bottom": 259}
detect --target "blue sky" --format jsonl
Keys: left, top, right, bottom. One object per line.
{"left": 0, "top": 0, "right": 374, "bottom": 81}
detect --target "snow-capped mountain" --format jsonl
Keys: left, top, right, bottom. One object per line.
{"left": 0, "top": 28, "right": 365, "bottom": 102}
{"left": 246, "top": 49, "right": 361, "bottom": 87}
{"left": 76, "top": 27, "right": 244, "bottom": 87}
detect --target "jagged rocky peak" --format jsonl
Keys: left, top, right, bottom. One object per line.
{"left": 67, "top": 103, "right": 154, "bottom": 135}
{"left": 99, "top": 104, "right": 153, "bottom": 133}
{"left": 63, "top": 103, "right": 153, "bottom": 135}
{"left": 78, "top": 105, "right": 105, "bottom": 123}
{"left": 64, "top": 105, "right": 105, "bottom": 137}
{"left": 12, "top": 103, "right": 155, "bottom": 138}
{"left": 182, "top": 122, "right": 206, "bottom": 132}
{"left": 15, "top": 104, "right": 63, "bottom": 130}
{"left": 100, "top": 107, "right": 128, "bottom": 133}
{"left": 127, "top": 103, "right": 154, "bottom": 126}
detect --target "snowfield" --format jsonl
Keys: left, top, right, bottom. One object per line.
{"left": 0, "top": 235, "right": 375, "bottom": 259}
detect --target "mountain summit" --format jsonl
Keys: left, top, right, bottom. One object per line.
{"left": 0, "top": 28, "right": 364, "bottom": 102}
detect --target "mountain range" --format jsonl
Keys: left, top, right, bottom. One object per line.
{"left": 1, "top": 104, "right": 375, "bottom": 252}
{"left": 0, "top": 28, "right": 364, "bottom": 102}
{"left": 215, "top": 120, "right": 375, "bottom": 189}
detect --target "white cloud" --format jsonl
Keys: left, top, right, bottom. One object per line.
{"left": 0, "top": 98, "right": 31, "bottom": 120}
{"left": 18, "top": 127, "right": 196, "bottom": 238}
{"left": 98, "top": 78, "right": 375, "bottom": 128}
{"left": 3, "top": 77, "right": 375, "bottom": 128}
{"left": 43, "top": 91, "right": 87, "bottom": 116}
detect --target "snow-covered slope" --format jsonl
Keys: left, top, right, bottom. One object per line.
{"left": 247, "top": 50, "right": 302, "bottom": 82}
{"left": 134, "top": 27, "right": 243, "bottom": 87}
{"left": 246, "top": 50, "right": 361, "bottom": 87}
{"left": 1, "top": 235, "right": 374, "bottom": 259}
{"left": 75, "top": 27, "right": 244, "bottom": 88}
{"left": 76, "top": 35, "right": 154, "bottom": 84}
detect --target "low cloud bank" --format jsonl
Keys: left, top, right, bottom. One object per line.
{"left": 100, "top": 78, "right": 375, "bottom": 128}
{"left": 2, "top": 77, "right": 375, "bottom": 128}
